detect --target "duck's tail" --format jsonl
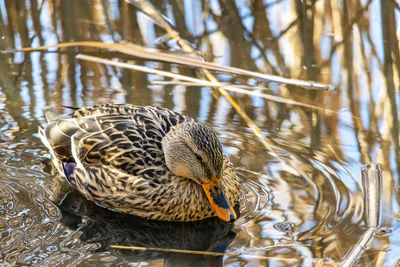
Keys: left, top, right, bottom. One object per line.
{"left": 44, "top": 106, "right": 66, "bottom": 122}
{"left": 43, "top": 105, "right": 80, "bottom": 122}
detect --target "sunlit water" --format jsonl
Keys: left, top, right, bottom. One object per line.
{"left": 1, "top": 0, "right": 400, "bottom": 266}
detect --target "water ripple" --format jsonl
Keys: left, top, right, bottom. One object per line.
{"left": 228, "top": 134, "right": 365, "bottom": 263}
{"left": 0, "top": 164, "right": 96, "bottom": 266}
{"left": 236, "top": 168, "right": 271, "bottom": 221}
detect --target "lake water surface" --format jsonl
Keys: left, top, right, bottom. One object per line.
{"left": 0, "top": 0, "right": 399, "bottom": 266}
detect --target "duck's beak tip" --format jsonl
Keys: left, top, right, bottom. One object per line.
{"left": 202, "top": 177, "right": 237, "bottom": 222}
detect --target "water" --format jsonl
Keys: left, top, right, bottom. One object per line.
{"left": 1, "top": 0, "right": 400, "bottom": 266}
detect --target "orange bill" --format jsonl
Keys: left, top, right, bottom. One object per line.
{"left": 202, "top": 177, "right": 237, "bottom": 222}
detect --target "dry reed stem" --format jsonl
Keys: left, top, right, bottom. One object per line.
{"left": 111, "top": 245, "right": 296, "bottom": 263}
{"left": 150, "top": 81, "right": 270, "bottom": 91}
{"left": 16, "top": 42, "right": 333, "bottom": 90}
{"left": 340, "top": 228, "right": 375, "bottom": 267}
{"left": 340, "top": 163, "right": 382, "bottom": 267}
{"left": 363, "top": 163, "right": 382, "bottom": 227}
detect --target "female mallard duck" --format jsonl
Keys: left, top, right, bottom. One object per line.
{"left": 39, "top": 104, "right": 240, "bottom": 222}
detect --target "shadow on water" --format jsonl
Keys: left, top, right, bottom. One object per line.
{"left": 0, "top": 0, "right": 400, "bottom": 266}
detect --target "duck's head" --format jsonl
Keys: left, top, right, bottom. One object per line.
{"left": 162, "top": 121, "right": 237, "bottom": 222}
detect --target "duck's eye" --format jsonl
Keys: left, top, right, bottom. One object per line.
{"left": 195, "top": 154, "right": 202, "bottom": 161}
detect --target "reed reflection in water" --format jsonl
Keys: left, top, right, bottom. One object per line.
{"left": 0, "top": 0, "right": 399, "bottom": 266}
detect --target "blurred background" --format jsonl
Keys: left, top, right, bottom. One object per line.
{"left": 0, "top": 0, "right": 399, "bottom": 266}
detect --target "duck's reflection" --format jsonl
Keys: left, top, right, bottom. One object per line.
{"left": 56, "top": 187, "right": 236, "bottom": 266}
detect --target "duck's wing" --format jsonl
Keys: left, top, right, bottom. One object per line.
{"left": 41, "top": 104, "right": 193, "bottom": 174}
{"left": 73, "top": 115, "right": 168, "bottom": 174}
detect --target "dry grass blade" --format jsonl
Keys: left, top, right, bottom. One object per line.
{"left": 17, "top": 42, "right": 333, "bottom": 90}
{"left": 110, "top": 245, "right": 298, "bottom": 262}
{"left": 75, "top": 54, "right": 335, "bottom": 114}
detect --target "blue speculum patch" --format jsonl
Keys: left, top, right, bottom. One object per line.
{"left": 62, "top": 162, "right": 76, "bottom": 181}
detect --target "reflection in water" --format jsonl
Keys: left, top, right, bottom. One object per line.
{"left": 58, "top": 191, "right": 234, "bottom": 266}
{"left": 0, "top": 0, "right": 399, "bottom": 265}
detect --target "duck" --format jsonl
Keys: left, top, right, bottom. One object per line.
{"left": 39, "top": 104, "right": 240, "bottom": 222}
